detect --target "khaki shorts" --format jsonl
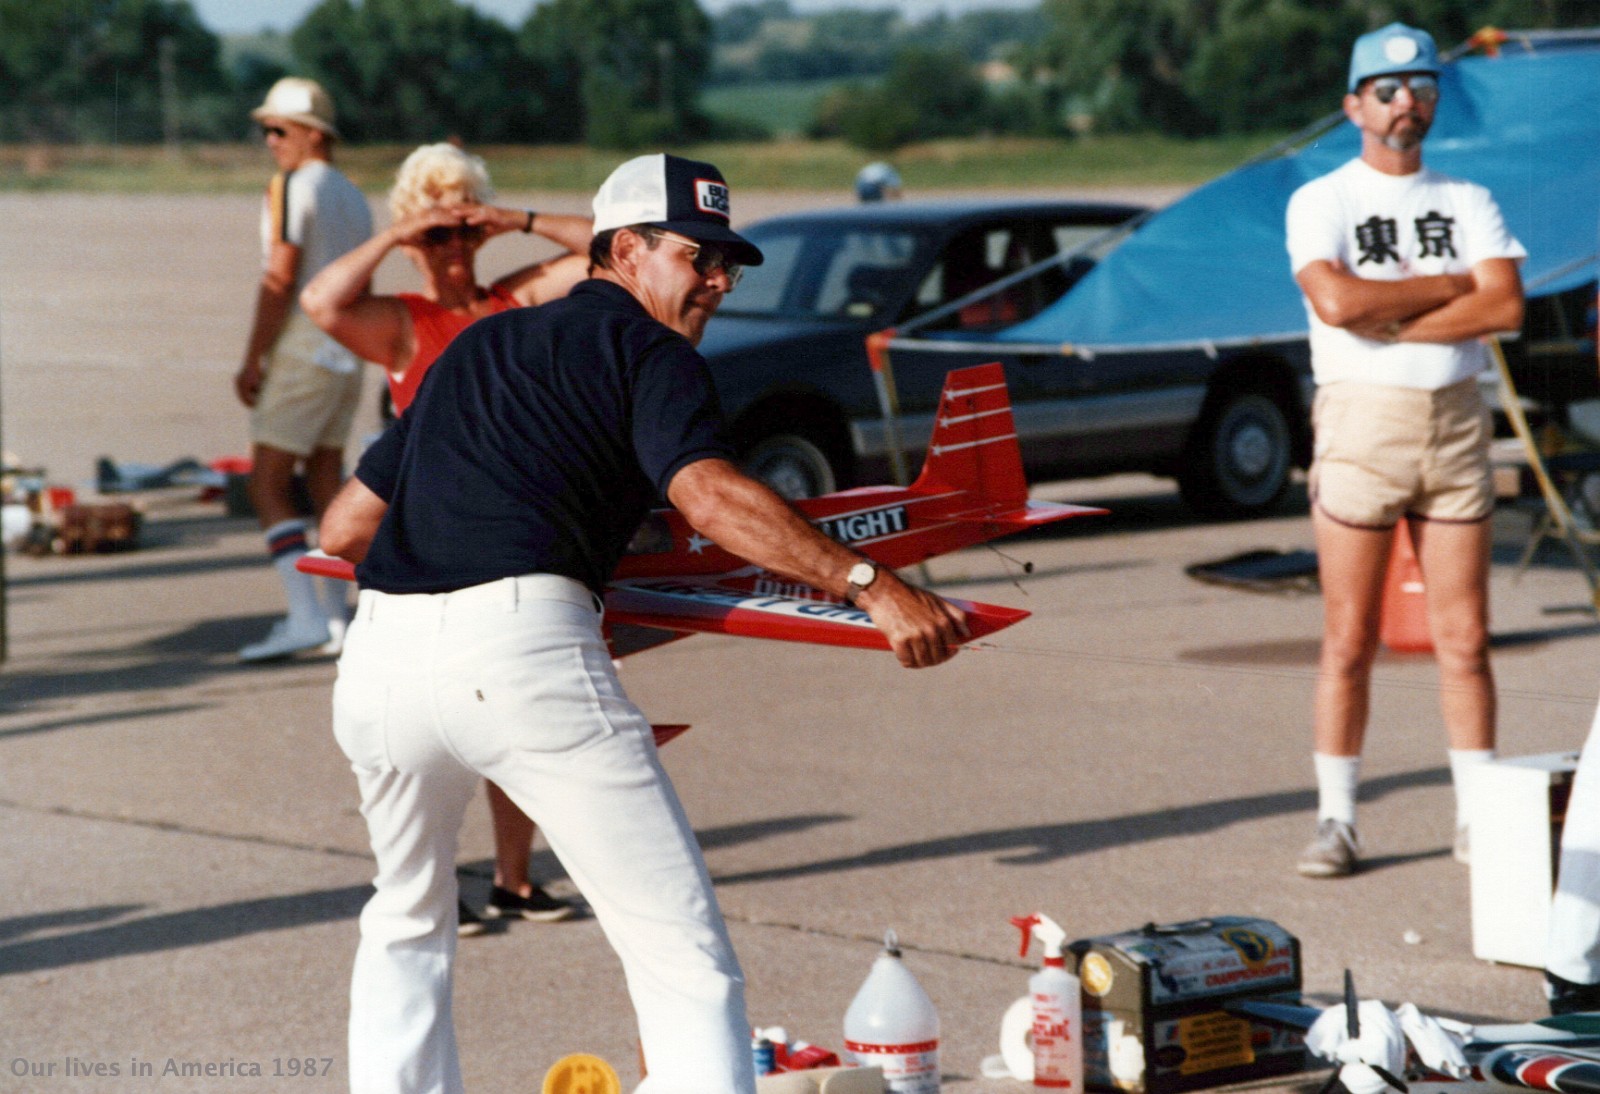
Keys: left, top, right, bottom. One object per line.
{"left": 1310, "top": 377, "right": 1493, "bottom": 528}
{"left": 251, "top": 312, "right": 364, "bottom": 457}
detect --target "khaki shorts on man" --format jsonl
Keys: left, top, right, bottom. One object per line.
{"left": 1310, "top": 376, "right": 1493, "bottom": 529}
{"left": 250, "top": 311, "right": 364, "bottom": 457}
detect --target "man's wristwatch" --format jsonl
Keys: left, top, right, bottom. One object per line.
{"left": 845, "top": 560, "right": 879, "bottom": 604}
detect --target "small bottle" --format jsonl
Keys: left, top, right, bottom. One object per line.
{"left": 843, "top": 929, "right": 940, "bottom": 1093}
{"left": 751, "top": 1033, "right": 776, "bottom": 1076}
{"left": 1010, "top": 914, "right": 1082, "bottom": 1090}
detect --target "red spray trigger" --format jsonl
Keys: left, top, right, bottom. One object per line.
{"left": 1010, "top": 914, "right": 1041, "bottom": 957}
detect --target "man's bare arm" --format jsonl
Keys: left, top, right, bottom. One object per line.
{"left": 1391, "top": 257, "right": 1523, "bottom": 345}
{"left": 1296, "top": 258, "right": 1473, "bottom": 331}
{"left": 666, "top": 458, "right": 969, "bottom": 668}
{"left": 236, "top": 240, "right": 301, "bottom": 407}
{"left": 320, "top": 476, "right": 388, "bottom": 563}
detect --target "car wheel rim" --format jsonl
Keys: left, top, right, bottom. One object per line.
{"left": 1217, "top": 398, "right": 1288, "bottom": 505}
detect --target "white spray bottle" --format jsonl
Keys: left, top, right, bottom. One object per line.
{"left": 1010, "top": 913, "right": 1082, "bottom": 1091}
{"left": 843, "top": 929, "right": 941, "bottom": 1093}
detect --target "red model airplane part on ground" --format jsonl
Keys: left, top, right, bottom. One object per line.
{"left": 298, "top": 362, "right": 1105, "bottom": 656}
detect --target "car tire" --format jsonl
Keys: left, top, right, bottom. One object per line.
{"left": 741, "top": 433, "right": 838, "bottom": 500}
{"left": 1178, "top": 390, "right": 1293, "bottom": 518}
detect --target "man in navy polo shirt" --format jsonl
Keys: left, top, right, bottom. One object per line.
{"left": 318, "top": 153, "right": 969, "bottom": 1094}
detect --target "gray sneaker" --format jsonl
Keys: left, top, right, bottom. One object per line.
{"left": 1297, "top": 819, "right": 1359, "bottom": 878}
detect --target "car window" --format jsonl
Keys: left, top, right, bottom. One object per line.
{"left": 718, "top": 225, "right": 925, "bottom": 320}
{"left": 1052, "top": 224, "right": 1125, "bottom": 261}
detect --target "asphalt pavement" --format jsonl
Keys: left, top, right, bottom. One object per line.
{"left": 4, "top": 471, "right": 1596, "bottom": 1093}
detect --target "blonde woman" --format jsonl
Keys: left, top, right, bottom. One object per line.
{"left": 303, "top": 143, "right": 592, "bottom": 931}
{"left": 302, "top": 141, "right": 591, "bottom": 415}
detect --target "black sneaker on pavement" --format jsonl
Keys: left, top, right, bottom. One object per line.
{"left": 457, "top": 899, "right": 489, "bottom": 938}
{"left": 485, "top": 884, "right": 577, "bottom": 923}
{"left": 1547, "top": 970, "right": 1600, "bottom": 1015}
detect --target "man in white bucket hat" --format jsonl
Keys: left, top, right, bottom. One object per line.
{"left": 235, "top": 77, "right": 372, "bottom": 662}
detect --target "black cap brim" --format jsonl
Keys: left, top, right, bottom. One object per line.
{"left": 651, "top": 219, "right": 764, "bottom": 266}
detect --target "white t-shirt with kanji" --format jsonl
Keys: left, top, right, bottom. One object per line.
{"left": 1285, "top": 158, "right": 1525, "bottom": 389}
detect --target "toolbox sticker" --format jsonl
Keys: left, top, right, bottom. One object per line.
{"left": 1218, "top": 927, "right": 1273, "bottom": 966}
{"left": 1173, "top": 1012, "right": 1254, "bottom": 1076}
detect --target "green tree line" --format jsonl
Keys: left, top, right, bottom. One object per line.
{"left": 0, "top": 0, "right": 1592, "bottom": 149}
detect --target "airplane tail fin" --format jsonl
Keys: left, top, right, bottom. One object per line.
{"left": 911, "top": 361, "right": 1028, "bottom": 507}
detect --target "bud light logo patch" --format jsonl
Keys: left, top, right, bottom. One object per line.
{"left": 695, "top": 179, "right": 731, "bottom": 219}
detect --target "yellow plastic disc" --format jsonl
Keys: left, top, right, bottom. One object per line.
{"left": 541, "top": 1053, "right": 622, "bottom": 1094}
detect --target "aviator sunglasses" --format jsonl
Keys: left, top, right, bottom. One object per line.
{"left": 651, "top": 232, "right": 743, "bottom": 289}
{"left": 1367, "top": 73, "right": 1439, "bottom": 105}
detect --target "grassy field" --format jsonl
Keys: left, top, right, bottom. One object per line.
{"left": 701, "top": 80, "right": 847, "bottom": 138}
{"left": 0, "top": 132, "right": 1295, "bottom": 195}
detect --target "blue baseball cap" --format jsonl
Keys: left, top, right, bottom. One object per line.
{"left": 1348, "top": 23, "right": 1441, "bottom": 93}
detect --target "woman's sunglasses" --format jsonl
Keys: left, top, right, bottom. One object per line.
{"left": 1367, "top": 74, "right": 1439, "bottom": 105}
{"left": 422, "top": 225, "right": 486, "bottom": 246}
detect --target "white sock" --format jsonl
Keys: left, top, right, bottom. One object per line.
{"left": 264, "top": 519, "right": 326, "bottom": 627}
{"left": 1449, "top": 748, "right": 1496, "bottom": 829}
{"left": 1314, "top": 753, "right": 1361, "bottom": 826}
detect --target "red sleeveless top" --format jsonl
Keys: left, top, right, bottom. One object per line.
{"left": 390, "top": 287, "right": 519, "bottom": 412}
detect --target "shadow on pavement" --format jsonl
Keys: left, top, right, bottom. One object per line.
{"left": 0, "top": 703, "right": 207, "bottom": 741}
{"left": 0, "top": 885, "right": 369, "bottom": 978}
{"left": 4, "top": 552, "right": 265, "bottom": 590}
{"left": 0, "top": 615, "right": 335, "bottom": 715}
{"left": 4, "top": 814, "right": 857, "bottom": 975}
{"left": 711, "top": 766, "right": 1447, "bottom": 886}
{"left": 459, "top": 812, "right": 855, "bottom": 893}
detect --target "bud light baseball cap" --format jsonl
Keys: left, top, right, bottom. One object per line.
{"left": 250, "top": 77, "right": 341, "bottom": 138}
{"left": 1348, "top": 23, "right": 1441, "bottom": 92}
{"left": 592, "top": 154, "right": 764, "bottom": 266}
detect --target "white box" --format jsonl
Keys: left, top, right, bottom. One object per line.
{"left": 1469, "top": 751, "right": 1579, "bottom": 966}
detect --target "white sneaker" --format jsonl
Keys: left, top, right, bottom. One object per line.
{"left": 239, "top": 617, "right": 331, "bottom": 662}
{"left": 1296, "top": 819, "right": 1360, "bottom": 878}
{"left": 320, "top": 615, "right": 348, "bottom": 657}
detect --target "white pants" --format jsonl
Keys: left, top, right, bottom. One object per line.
{"left": 1549, "top": 699, "right": 1600, "bottom": 985}
{"left": 332, "top": 574, "right": 754, "bottom": 1094}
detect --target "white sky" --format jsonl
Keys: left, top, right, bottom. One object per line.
{"left": 194, "top": 0, "right": 1036, "bottom": 36}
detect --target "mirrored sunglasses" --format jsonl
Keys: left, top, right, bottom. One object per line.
{"left": 1368, "top": 74, "right": 1439, "bottom": 105}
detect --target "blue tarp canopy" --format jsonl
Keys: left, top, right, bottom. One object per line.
{"left": 981, "top": 37, "right": 1600, "bottom": 354}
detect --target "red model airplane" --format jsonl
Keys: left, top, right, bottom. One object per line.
{"left": 299, "top": 362, "right": 1105, "bottom": 658}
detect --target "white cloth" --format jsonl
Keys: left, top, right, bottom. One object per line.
{"left": 1395, "top": 1003, "right": 1472, "bottom": 1079}
{"left": 1285, "top": 159, "right": 1525, "bottom": 389}
{"left": 1548, "top": 699, "right": 1600, "bottom": 984}
{"left": 334, "top": 575, "right": 754, "bottom": 1094}
{"left": 1305, "top": 1000, "right": 1406, "bottom": 1094}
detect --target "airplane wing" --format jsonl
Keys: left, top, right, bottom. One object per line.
{"left": 605, "top": 572, "right": 1028, "bottom": 651}
{"left": 296, "top": 553, "right": 1028, "bottom": 652}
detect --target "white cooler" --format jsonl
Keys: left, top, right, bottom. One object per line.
{"left": 1468, "top": 751, "right": 1579, "bottom": 966}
